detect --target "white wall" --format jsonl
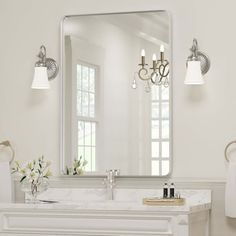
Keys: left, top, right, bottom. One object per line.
{"left": 0, "top": 0, "right": 235, "bottom": 179}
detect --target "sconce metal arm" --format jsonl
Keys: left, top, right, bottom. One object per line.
{"left": 0, "top": 140, "right": 15, "bottom": 164}
{"left": 36, "top": 45, "right": 47, "bottom": 66}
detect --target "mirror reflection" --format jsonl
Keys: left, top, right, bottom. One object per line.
{"left": 61, "top": 11, "right": 172, "bottom": 176}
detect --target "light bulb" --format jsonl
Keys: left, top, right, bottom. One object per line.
{"left": 141, "top": 49, "right": 145, "bottom": 57}
{"left": 160, "top": 45, "right": 165, "bottom": 52}
{"left": 152, "top": 54, "right": 157, "bottom": 61}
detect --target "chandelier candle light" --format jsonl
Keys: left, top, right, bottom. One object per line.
{"left": 134, "top": 45, "right": 170, "bottom": 92}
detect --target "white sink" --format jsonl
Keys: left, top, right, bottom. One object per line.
{"left": 34, "top": 188, "right": 211, "bottom": 212}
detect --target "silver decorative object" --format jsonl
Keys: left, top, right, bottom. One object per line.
{"left": 35, "top": 45, "right": 59, "bottom": 80}
{"left": 186, "top": 39, "right": 210, "bottom": 75}
{"left": 137, "top": 47, "right": 170, "bottom": 90}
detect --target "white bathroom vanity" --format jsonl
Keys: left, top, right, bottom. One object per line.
{"left": 0, "top": 189, "right": 211, "bottom": 236}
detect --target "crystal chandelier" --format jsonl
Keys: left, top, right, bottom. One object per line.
{"left": 132, "top": 45, "right": 170, "bottom": 92}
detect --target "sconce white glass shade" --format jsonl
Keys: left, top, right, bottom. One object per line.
{"left": 184, "top": 61, "right": 204, "bottom": 85}
{"left": 31, "top": 67, "right": 50, "bottom": 89}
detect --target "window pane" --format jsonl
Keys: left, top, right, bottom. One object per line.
{"left": 89, "top": 93, "right": 95, "bottom": 118}
{"left": 91, "top": 123, "right": 96, "bottom": 146}
{"left": 78, "top": 121, "right": 84, "bottom": 146}
{"left": 89, "top": 68, "right": 95, "bottom": 92}
{"left": 161, "top": 160, "right": 170, "bottom": 175}
{"left": 82, "top": 92, "right": 89, "bottom": 116}
{"left": 150, "top": 62, "right": 170, "bottom": 176}
{"left": 76, "top": 64, "right": 97, "bottom": 173}
{"left": 78, "top": 146, "right": 84, "bottom": 160}
{"left": 78, "top": 121, "right": 96, "bottom": 172}
{"left": 161, "top": 86, "right": 169, "bottom": 100}
{"left": 77, "top": 65, "right": 82, "bottom": 89}
{"left": 152, "top": 142, "right": 159, "bottom": 158}
{"left": 152, "top": 160, "right": 160, "bottom": 175}
{"left": 92, "top": 147, "right": 96, "bottom": 170}
{"left": 82, "top": 66, "right": 89, "bottom": 91}
{"left": 152, "top": 86, "right": 159, "bottom": 100}
{"left": 152, "top": 120, "right": 159, "bottom": 139}
{"left": 152, "top": 102, "right": 159, "bottom": 118}
{"left": 162, "top": 142, "right": 169, "bottom": 158}
{"left": 162, "top": 102, "right": 169, "bottom": 119}
{"left": 84, "top": 122, "right": 91, "bottom": 146}
{"left": 84, "top": 146, "right": 92, "bottom": 171}
{"left": 84, "top": 147, "right": 91, "bottom": 161}
{"left": 162, "top": 120, "right": 169, "bottom": 139}
{"left": 77, "top": 91, "right": 82, "bottom": 116}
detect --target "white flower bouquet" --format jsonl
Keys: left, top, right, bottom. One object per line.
{"left": 12, "top": 156, "right": 52, "bottom": 203}
{"left": 65, "top": 156, "right": 87, "bottom": 175}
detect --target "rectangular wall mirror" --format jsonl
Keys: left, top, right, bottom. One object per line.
{"left": 61, "top": 11, "right": 172, "bottom": 176}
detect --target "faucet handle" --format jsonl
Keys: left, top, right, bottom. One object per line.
{"left": 113, "top": 169, "right": 120, "bottom": 176}
{"left": 106, "top": 169, "right": 120, "bottom": 175}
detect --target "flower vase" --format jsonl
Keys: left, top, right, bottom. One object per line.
{"left": 21, "top": 178, "right": 49, "bottom": 204}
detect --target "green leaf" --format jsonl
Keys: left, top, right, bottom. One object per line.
{"left": 20, "top": 176, "right": 27, "bottom": 183}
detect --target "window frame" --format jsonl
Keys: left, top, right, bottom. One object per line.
{"left": 151, "top": 85, "right": 171, "bottom": 176}
{"left": 71, "top": 61, "right": 99, "bottom": 173}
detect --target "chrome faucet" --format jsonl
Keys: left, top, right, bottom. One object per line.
{"left": 103, "top": 169, "right": 120, "bottom": 200}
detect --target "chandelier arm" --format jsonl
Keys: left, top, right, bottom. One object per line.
{"left": 138, "top": 67, "right": 149, "bottom": 81}
{"left": 150, "top": 71, "right": 158, "bottom": 84}
{"left": 158, "top": 62, "right": 170, "bottom": 78}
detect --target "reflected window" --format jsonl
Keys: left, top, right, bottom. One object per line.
{"left": 151, "top": 85, "right": 170, "bottom": 176}
{"left": 77, "top": 63, "right": 97, "bottom": 172}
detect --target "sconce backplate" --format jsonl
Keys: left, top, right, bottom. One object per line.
{"left": 197, "top": 51, "right": 210, "bottom": 75}
{"left": 45, "top": 58, "right": 59, "bottom": 80}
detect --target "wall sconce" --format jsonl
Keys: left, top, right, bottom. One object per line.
{"left": 185, "top": 39, "right": 210, "bottom": 85}
{"left": 134, "top": 45, "right": 170, "bottom": 92}
{"left": 31, "top": 45, "right": 59, "bottom": 89}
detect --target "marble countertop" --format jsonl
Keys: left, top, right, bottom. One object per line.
{"left": 0, "top": 189, "right": 211, "bottom": 214}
